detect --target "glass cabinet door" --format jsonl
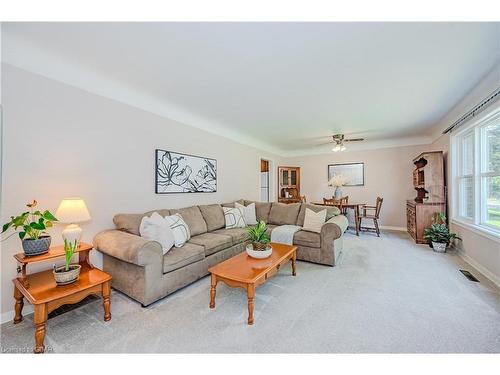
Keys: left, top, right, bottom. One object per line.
{"left": 282, "top": 170, "right": 289, "bottom": 185}
{"left": 290, "top": 170, "right": 297, "bottom": 186}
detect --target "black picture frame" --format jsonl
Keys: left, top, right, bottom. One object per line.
{"left": 155, "top": 149, "right": 217, "bottom": 194}
{"left": 328, "top": 162, "right": 364, "bottom": 186}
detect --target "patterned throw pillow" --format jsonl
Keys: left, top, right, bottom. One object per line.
{"left": 164, "top": 213, "right": 191, "bottom": 247}
{"left": 302, "top": 208, "right": 327, "bottom": 233}
{"left": 223, "top": 207, "right": 247, "bottom": 229}
{"left": 235, "top": 202, "right": 257, "bottom": 225}
{"left": 139, "top": 212, "right": 175, "bottom": 254}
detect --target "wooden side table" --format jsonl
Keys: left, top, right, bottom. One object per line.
{"left": 12, "top": 242, "right": 112, "bottom": 353}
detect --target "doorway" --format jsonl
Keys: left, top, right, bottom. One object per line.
{"left": 260, "top": 159, "right": 270, "bottom": 202}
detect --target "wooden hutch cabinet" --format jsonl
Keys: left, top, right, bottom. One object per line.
{"left": 278, "top": 166, "right": 301, "bottom": 203}
{"left": 406, "top": 151, "right": 446, "bottom": 244}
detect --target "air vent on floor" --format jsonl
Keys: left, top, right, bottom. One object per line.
{"left": 460, "top": 270, "right": 480, "bottom": 282}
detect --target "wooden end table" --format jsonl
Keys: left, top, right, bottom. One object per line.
{"left": 12, "top": 242, "right": 112, "bottom": 353}
{"left": 208, "top": 242, "right": 297, "bottom": 325}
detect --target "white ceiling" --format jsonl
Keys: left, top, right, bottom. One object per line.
{"left": 3, "top": 22, "right": 499, "bottom": 155}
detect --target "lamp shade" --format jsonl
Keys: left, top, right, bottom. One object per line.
{"left": 55, "top": 198, "right": 91, "bottom": 224}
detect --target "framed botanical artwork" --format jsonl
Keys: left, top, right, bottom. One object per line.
{"left": 155, "top": 149, "right": 217, "bottom": 193}
{"left": 328, "top": 162, "right": 364, "bottom": 186}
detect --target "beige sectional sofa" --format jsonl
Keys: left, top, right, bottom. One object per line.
{"left": 93, "top": 200, "right": 348, "bottom": 306}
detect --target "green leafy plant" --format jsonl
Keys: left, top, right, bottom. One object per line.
{"left": 63, "top": 239, "right": 78, "bottom": 271}
{"left": 424, "top": 212, "right": 461, "bottom": 245}
{"left": 247, "top": 220, "right": 270, "bottom": 250}
{"left": 1, "top": 200, "right": 58, "bottom": 241}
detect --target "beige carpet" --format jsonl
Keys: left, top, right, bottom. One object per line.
{"left": 1, "top": 231, "right": 499, "bottom": 353}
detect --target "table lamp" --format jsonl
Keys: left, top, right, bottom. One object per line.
{"left": 55, "top": 198, "right": 91, "bottom": 244}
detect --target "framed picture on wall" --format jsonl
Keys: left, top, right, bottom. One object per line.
{"left": 328, "top": 162, "right": 364, "bottom": 186}
{"left": 155, "top": 149, "right": 217, "bottom": 193}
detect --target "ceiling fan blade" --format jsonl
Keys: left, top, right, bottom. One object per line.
{"left": 316, "top": 141, "right": 334, "bottom": 146}
{"left": 344, "top": 138, "right": 364, "bottom": 142}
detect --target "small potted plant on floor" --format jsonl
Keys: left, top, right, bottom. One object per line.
{"left": 53, "top": 239, "right": 81, "bottom": 285}
{"left": 424, "top": 212, "right": 461, "bottom": 253}
{"left": 246, "top": 220, "right": 272, "bottom": 259}
{"left": 1, "top": 200, "right": 58, "bottom": 256}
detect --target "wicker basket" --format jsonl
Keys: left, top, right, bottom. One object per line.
{"left": 252, "top": 242, "right": 268, "bottom": 251}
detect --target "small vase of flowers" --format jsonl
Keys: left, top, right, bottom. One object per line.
{"left": 1, "top": 200, "right": 58, "bottom": 256}
{"left": 246, "top": 220, "right": 272, "bottom": 259}
{"left": 328, "top": 175, "right": 348, "bottom": 199}
{"left": 423, "top": 212, "right": 461, "bottom": 253}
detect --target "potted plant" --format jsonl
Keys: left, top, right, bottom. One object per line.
{"left": 423, "top": 212, "right": 461, "bottom": 253}
{"left": 328, "top": 174, "right": 348, "bottom": 199}
{"left": 53, "top": 239, "right": 81, "bottom": 285}
{"left": 1, "top": 200, "right": 58, "bottom": 256}
{"left": 246, "top": 220, "right": 272, "bottom": 259}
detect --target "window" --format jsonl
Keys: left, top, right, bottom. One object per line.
{"left": 453, "top": 107, "right": 500, "bottom": 234}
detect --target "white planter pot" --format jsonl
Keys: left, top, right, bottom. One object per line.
{"left": 246, "top": 244, "right": 273, "bottom": 259}
{"left": 53, "top": 264, "right": 81, "bottom": 285}
{"left": 432, "top": 242, "right": 447, "bottom": 253}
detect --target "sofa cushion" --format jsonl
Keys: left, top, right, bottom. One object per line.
{"left": 302, "top": 208, "right": 327, "bottom": 233}
{"left": 235, "top": 202, "right": 257, "bottom": 225}
{"left": 268, "top": 203, "right": 301, "bottom": 225}
{"left": 169, "top": 206, "right": 207, "bottom": 236}
{"left": 188, "top": 232, "right": 233, "bottom": 256}
{"left": 293, "top": 230, "right": 321, "bottom": 248}
{"left": 113, "top": 213, "right": 145, "bottom": 236}
{"left": 163, "top": 242, "right": 205, "bottom": 274}
{"left": 198, "top": 204, "right": 225, "bottom": 231}
{"left": 296, "top": 204, "right": 340, "bottom": 226}
{"left": 223, "top": 206, "right": 246, "bottom": 228}
{"left": 221, "top": 199, "right": 245, "bottom": 208}
{"left": 244, "top": 201, "right": 272, "bottom": 222}
{"left": 213, "top": 228, "right": 249, "bottom": 245}
{"left": 164, "top": 213, "right": 191, "bottom": 247}
{"left": 144, "top": 209, "right": 171, "bottom": 218}
{"left": 139, "top": 212, "right": 175, "bottom": 254}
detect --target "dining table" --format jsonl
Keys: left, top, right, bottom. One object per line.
{"left": 311, "top": 202, "right": 366, "bottom": 236}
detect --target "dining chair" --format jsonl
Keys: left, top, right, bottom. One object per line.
{"left": 323, "top": 197, "right": 344, "bottom": 213}
{"left": 358, "top": 197, "right": 384, "bottom": 237}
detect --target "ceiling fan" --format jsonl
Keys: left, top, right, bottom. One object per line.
{"left": 319, "top": 134, "right": 365, "bottom": 152}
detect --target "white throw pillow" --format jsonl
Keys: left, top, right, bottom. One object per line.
{"left": 139, "top": 212, "right": 175, "bottom": 254}
{"left": 223, "top": 206, "right": 247, "bottom": 229}
{"left": 164, "top": 213, "right": 191, "bottom": 247}
{"left": 302, "top": 208, "right": 327, "bottom": 233}
{"left": 235, "top": 202, "right": 257, "bottom": 225}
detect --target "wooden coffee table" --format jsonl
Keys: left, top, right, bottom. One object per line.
{"left": 208, "top": 242, "right": 297, "bottom": 325}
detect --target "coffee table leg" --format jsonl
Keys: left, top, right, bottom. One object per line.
{"left": 102, "top": 280, "right": 111, "bottom": 322}
{"left": 34, "top": 304, "right": 47, "bottom": 354}
{"left": 13, "top": 285, "right": 24, "bottom": 324}
{"left": 209, "top": 274, "right": 217, "bottom": 309}
{"left": 247, "top": 283, "right": 255, "bottom": 325}
{"left": 292, "top": 252, "right": 297, "bottom": 276}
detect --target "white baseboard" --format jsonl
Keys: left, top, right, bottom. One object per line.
{"left": 1, "top": 304, "right": 34, "bottom": 325}
{"left": 456, "top": 249, "right": 500, "bottom": 289}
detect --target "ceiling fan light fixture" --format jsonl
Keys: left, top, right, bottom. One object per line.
{"left": 340, "top": 145, "right": 346, "bottom": 151}
{"left": 332, "top": 145, "right": 341, "bottom": 152}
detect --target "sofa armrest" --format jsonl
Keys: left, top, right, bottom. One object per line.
{"left": 93, "top": 229, "right": 163, "bottom": 266}
{"left": 319, "top": 215, "right": 348, "bottom": 264}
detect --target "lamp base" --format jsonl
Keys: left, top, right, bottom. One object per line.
{"left": 62, "top": 224, "right": 82, "bottom": 245}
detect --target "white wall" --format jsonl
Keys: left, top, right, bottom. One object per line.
{"left": 284, "top": 144, "right": 428, "bottom": 228}
{"left": 0, "top": 64, "right": 282, "bottom": 320}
